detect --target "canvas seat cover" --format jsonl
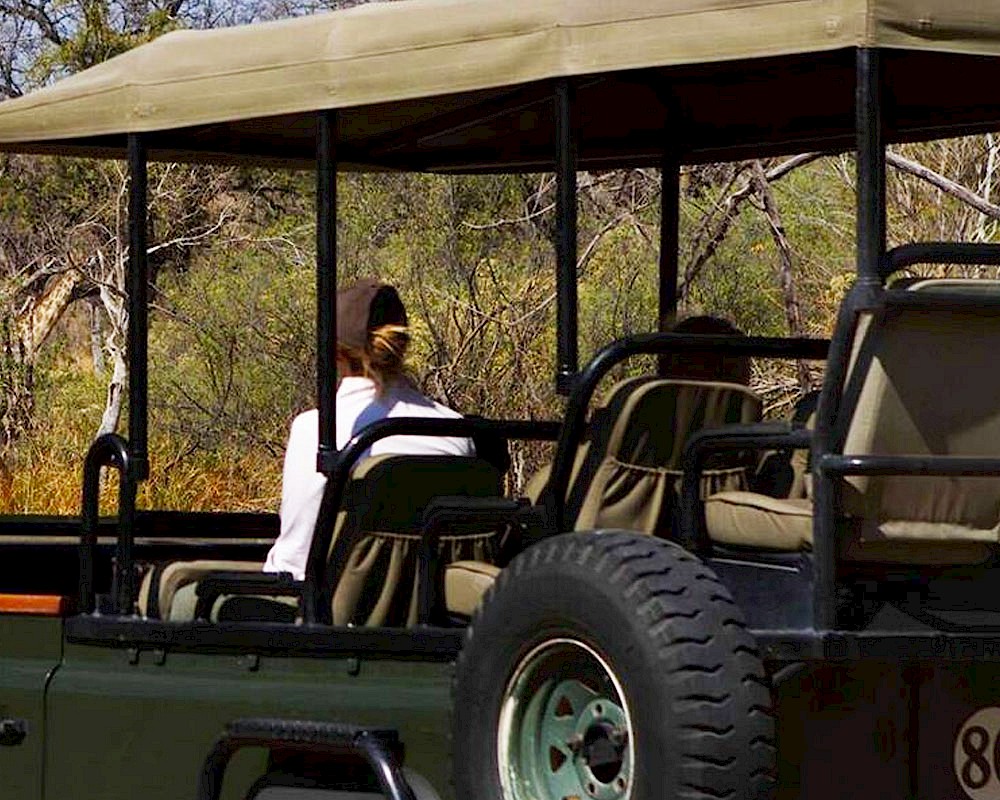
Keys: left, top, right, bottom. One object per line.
{"left": 572, "top": 379, "right": 762, "bottom": 535}
{"left": 452, "top": 378, "right": 763, "bottom": 617}
{"left": 705, "top": 279, "right": 1000, "bottom": 563}
{"left": 528, "top": 377, "right": 762, "bottom": 533}
{"left": 146, "top": 453, "right": 503, "bottom": 625}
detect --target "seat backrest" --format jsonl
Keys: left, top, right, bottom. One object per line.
{"left": 573, "top": 379, "right": 762, "bottom": 535}
{"left": 523, "top": 375, "right": 656, "bottom": 504}
{"left": 841, "top": 279, "right": 1000, "bottom": 541}
{"left": 326, "top": 454, "right": 502, "bottom": 627}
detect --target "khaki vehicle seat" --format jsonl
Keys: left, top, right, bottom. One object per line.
{"left": 326, "top": 454, "right": 502, "bottom": 626}
{"left": 570, "top": 378, "right": 762, "bottom": 535}
{"left": 527, "top": 377, "right": 761, "bottom": 532}
{"left": 706, "top": 278, "right": 1000, "bottom": 564}
{"left": 446, "top": 378, "right": 762, "bottom": 617}
{"left": 523, "top": 375, "right": 655, "bottom": 504}
{"left": 146, "top": 454, "right": 504, "bottom": 625}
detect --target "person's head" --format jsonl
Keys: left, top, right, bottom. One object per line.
{"left": 660, "top": 315, "right": 751, "bottom": 385}
{"left": 336, "top": 278, "right": 410, "bottom": 393}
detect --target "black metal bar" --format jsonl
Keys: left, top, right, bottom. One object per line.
{"left": 809, "top": 284, "right": 870, "bottom": 634}
{"left": 79, "top": 433, "right": 130, "bottom": 614}
{"left": 114, "top": 465, "right": 138, "bottom": 615}
{"left": 820, "top": 454, "right": 1000, "bottom": 477}
{"left": 197, "top": 719, "right": 415, "bottom": 800}
{"left": 807, "top": 46, "right": 886, "bottom": 631}
{"left": 126, "top": 134, "right": 149, "bottom": 483}
{"left": 548, "top": 333, "right": 829, "bottom": 533}
{"left": 856, "top": 47, "right": 885, "bottom": 284}
{"left": 316, "top": 110, "right": 339, "bottom": 476}
{"left": 302, "top": 417, "right": 561, "bottom": 623}
{"left": 659, "top": 149, "right": 680, "bottom": 329}
{"left": 417, "top": 497, "right": 542, "bottom": 624}
{"left": 555, "top": 78, "right": 579, "bottom": 394}
{"left": 193, "top": 571, "right": 302, "bottom": 621}
{"left": 754, "top": 630, "right": 1000, "bottom": 663}
{"left": 884, "top": 242, "right": 1000, "bottom": 278}
{"left": 679, "top": 424, "right": 812, "bottom": 555}
{"left": 66, "top": 615, "right": 465, "bottom": 659}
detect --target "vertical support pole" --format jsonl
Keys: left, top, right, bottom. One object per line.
{"left": 555, "top": 78, "right": 579, "bottom": 394}
{"left": 856, "top": 47, "right": 885, "bottom": 285}
{"left": 658, "top": 148, "right": 681, "bottom": 375}
{"left": 316, "top": 109, "right": 338, "bottom": 476}
{"left": 113, "top": 133, "right": 148, "bottom": 615}
{"left": 127, "top": 134, "right": 149, "bottom": 483}
{"left": 305, "top": 109, "right": 339, "bottom": 623}
{"left": 813, "top": 47, "right": 885, "bottom": 631}
{"left": 658, "top": 150, "right": 680, "bottom": 330}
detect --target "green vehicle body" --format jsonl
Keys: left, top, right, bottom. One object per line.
{"left": 0, "top": 613, "right": 453, "bottom": 799}
{"left": 6, "top": 2, "right": 1000, "bottom": 799}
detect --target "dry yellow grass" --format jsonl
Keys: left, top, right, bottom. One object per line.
{"left": 1, "top": 426, "right": 282, "bottom": 517}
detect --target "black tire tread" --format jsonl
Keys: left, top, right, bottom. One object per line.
{"left": 454, "top": 531, "right": 776, "bottom": 800}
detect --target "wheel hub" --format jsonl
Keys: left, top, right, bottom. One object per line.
{"left": 498, "top": 639, "right": 634, "bottom": 800}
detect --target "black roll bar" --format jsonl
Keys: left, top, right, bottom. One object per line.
{"left": 658, "top": 148, "right": 681, "bottom": 331}
{"left": 79, "top": 433, "right": 135, "bottom": 615}
{"left": 855, "top": 47, "right": 885, "bottom": 286}
{"left": 547, "top": 332, "right": 830, "bottom": 533}
{"left": 555, "top": 77, "right": 579, "bottom": 394}
{"left": 820, "top": 454, "right": 1000, "bottom": 478}
{"left": 882, "top": 242, "right": 1000, "bottom": 279}
{"left": 126, "top": 134, "right": 149, "bottom": 483}
{"left": 316, "top": 109, "right": 339, "bottom": 476}
{"left": 808, "top": 46, "right": 888, "bottom": 631}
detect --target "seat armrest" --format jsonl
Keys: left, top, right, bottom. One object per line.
{"left": 680, "top": 423, "right": 813, "bottom": 554}
{"left": 417, "top": 497, "right": 546, "bottom": 625}
{"left": 193, "top": 571, "right": 303, "bottom": 620}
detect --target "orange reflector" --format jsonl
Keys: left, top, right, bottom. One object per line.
{"left": 0, "top": 594, "right": 67, "bottom": 616}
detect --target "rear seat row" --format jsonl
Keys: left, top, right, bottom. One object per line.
{"left": 142, "top": 278, "right": 1000, "bottom": 623}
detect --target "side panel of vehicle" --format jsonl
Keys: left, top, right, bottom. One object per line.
{"left": 0, "top": 615, "right": 63, "bottom": 800}
{"left": 775, "top": 660, "right": 1000, "bottom": 800}
{"left": 44, "top": 642, "right": 454, "bottom": 800}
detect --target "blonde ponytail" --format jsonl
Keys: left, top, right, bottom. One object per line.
{"left": 338, "top": 324, "right": 410, "bottom": 395}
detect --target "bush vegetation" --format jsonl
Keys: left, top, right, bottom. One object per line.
{"left": 2, "top": 3, "right": 1000, "bottom": 516}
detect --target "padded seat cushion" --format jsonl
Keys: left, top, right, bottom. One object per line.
{"left": 138, "top": 559, "right": 264, "bottom": 619}
{"left": 706, "top": 492, "right": 813, "bottom": 551}
{"left": 445, "top": 560, "right": 499, "bottom": 617}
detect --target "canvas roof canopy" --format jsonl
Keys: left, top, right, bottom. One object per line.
{"left": 1, "top": 0, "right": 1000, "bottom": 170}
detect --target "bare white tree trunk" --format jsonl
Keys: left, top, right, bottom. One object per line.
{"left": 95, "top": 244, "right": 128, "bottom": 437}
{"left": 88, "top": 300, "right": 105, "bottom": 375}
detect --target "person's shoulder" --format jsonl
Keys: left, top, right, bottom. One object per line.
{"left": 389, "top": 382, "right": 462, "bottom": 418}
{"left": 429, "top": 400, "right": 463, "bottom": 419}
{"left": 289, "top": 408, "right": 319, "bottom": 434}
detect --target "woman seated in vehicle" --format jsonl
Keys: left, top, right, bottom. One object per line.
{"left": 263, "top": 278, "right": 474, "bottom": 580}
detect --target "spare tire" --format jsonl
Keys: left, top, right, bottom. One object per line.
{"left": 452, "top": 531, "right": 775, "bottom": 800}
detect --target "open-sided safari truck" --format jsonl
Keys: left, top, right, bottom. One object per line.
{"left": 4, "top": 1, "right": 1000, "bottom": 798}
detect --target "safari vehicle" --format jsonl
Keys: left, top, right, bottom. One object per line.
{"left": 4, "top": 1, "right": 1000, "bottom": 799}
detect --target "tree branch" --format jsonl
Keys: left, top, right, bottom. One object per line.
{"left": 681, "top": 153, "right": 823, "bottom": 296}
{"left": 887, "top": 150, "right": 1000, "bottom": 221}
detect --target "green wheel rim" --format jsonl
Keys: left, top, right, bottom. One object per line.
{"left": 497, "top": 638, "right": 634, "bottom": 800}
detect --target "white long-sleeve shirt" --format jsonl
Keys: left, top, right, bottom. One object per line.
{"left": 264, "top": 376, "right": 474, "bottom": 579}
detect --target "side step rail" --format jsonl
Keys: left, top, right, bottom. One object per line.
{"left": 196, "top": 718, "right": 416, "bottom": 800}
